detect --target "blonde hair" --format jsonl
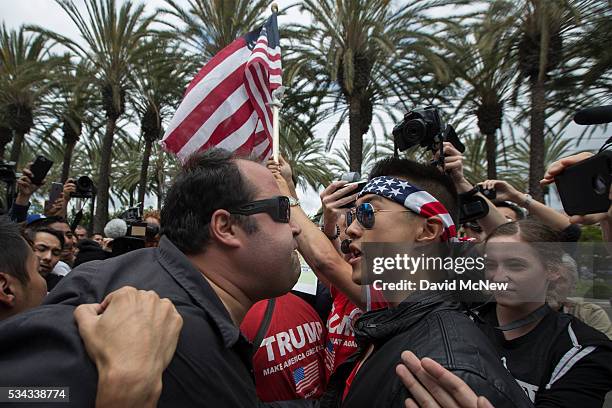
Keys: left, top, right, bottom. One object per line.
{"left": 547, "top": 253, "right": 578, "bottom": 308}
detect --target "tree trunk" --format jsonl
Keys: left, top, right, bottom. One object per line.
{"left": 137, "top": 139, "right": 153, "bottom": 210}
{"left": 94, "top": 118, "right": 117, "bottom": 232}
{"left": 61, "top": 141, "right": 77, "bottom": 183}
{"left": 156, "top": 149, "right": 164, "bottom": 211}
{"left": 528, "top": 79, "right": 546, "bottom": 202}
{"left": 88, "top": 198, "right": 95, "bottom": 233}
{"left": 0, "top": 127, "right": 12, "bottom": 160}
{"left": 9, "top": 131, "right": 25, "bottom": 164}
{"left": 485, "top": 132, "right": 497, "bottom": 180}
{"left": 348, "top": 96, "right": 363, "bottom": 173}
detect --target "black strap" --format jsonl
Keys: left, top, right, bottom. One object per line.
{"left": 495, "top": 304, "right": 550, "bottom": 331}
{"left": 251, "top": 298, "right": 276, "bottom": 357}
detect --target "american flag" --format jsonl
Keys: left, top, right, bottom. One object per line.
{"left": 293, "top": 359, "right": 319, "bottom": 394}
{"left": 358, "top": 176, "right": 458, "bottom": 242}
{"left": 324, "top": 340, "right": 335, "bottom": 373}
{"left": 161, "top": 13, "right": 281, "bottom": 162}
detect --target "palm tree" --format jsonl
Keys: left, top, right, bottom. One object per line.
{"left": 132, "top": 37, "right": 192, "bottom": 207}
{"left": 280, "top": 129, "right": 333, "bottom": 191}
{"left": 47, "top": 60, "right": 97, "bottom": 182}
{"left": 507, "top": 0, "right": 598, "bottom": 201}
{"left": 159, "top": 0, "right": 268, "bottom": 61}
{"left": 443, "top": 3, "right": 518, "bottom": 179}
{"left": 0, "top": 109, "right": 11, "bottom": 158}
{"left": 31, "top": 0, "right": 155, "bottom": 231}
{"left": 0, "top": 24, "right": 58, "bottom": 165}
{"left": 289, "top": 0, "right": 447, "bottom": 173}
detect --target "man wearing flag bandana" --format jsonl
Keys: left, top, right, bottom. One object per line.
{"left": 269, "top": 157, "right": 532, "bottom": 408}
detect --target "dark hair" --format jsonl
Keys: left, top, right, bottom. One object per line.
{"left": 486, "top": 219, "right": 563, "bottom": 273}
{"left": 369, "top": 157, "right": 458, "bottom": 222}
{"left": 161, "top": 149, "right": 259, "bottom": 254}
{"left": 26, "top": 227, "right": 65, "bottom": 249}
{"left": 0, "top": 216, "right": 33, "bottom": 285}
{"left": 493, "top": 200, "right": 526, "bottom": 220}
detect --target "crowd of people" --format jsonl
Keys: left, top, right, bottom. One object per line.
{"left": 0, "top": 144, "right": 611, "bottom": 408}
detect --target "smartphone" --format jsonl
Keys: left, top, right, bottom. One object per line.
{"left": 339, "top": 181, "right": 368, "bottom": 209}
{"left": 48, "top": 182, "right": 63, "bottom": 204}
{"left": 29, "top": 155, "right": 54, "bottom": 185}
{"left": 555, "top": 150, "right": 611, "bottom": 215}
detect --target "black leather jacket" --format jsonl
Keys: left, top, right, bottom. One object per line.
{"left": 320, "top": 291, "right": 533, "bottom": 408}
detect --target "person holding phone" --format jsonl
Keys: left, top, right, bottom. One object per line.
{"left": 8, "top": 162, "right": 46, "bottom": 223}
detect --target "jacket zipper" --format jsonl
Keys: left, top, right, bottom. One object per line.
{"left": 437, "top": 314, "right": 454, "bottom": 367}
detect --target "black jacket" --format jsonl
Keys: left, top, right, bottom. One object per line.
{"left": 0, "top": 237, "right": 320, "bottom": 408}
{"left": 475, "top": 303, "right": 612, "bottom": 407}
{"left": 321, "top": 291, "right": 533, "bottom": 408}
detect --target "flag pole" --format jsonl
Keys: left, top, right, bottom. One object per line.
{"left": 270, "top": 3, "right": 283, "bottom": 162}
{"left": 271, "top": 86, "right": 285, "bottom": 163}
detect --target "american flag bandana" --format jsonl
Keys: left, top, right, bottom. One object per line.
{"left": 358, "top": 176, "right": 457, "bottom": 242}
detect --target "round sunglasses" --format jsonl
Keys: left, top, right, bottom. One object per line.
{"left": 345, "top": 202, "right": 412, "bottom": 229}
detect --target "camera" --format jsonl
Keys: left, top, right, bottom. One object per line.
{"left": 119, "top": 206, "right": 148, "bottom": 238}
{"left": 0, "top": 161, "right": 16, "bottom": 183}
{"left": 556, "top": 149, "right": 611, "bottom": 216}
{"left": 476, "top": 185, "right": 496, "bottom": 200}
{"left": 554, "top": 109, "right": 612, "bottom": 216}
{"left": 119, "top": 206, "right": 159, "bottom": 240}
{"left": 0, "top": 161, "right": 17, "bottom": 214}
{"left": 392, "top": 106, "right": 465, "bottom": 159}
{"left": 71, "top": 176, "right": 96, "bottom": 199}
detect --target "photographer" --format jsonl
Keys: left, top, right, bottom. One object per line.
{"left": 8, "top": 163, "right": 44, "bottom": 223}
{"left": 436, "top": 142, "right": 508, "bottom": 235}
{"left": 45, "top": 178, "right": 77, "bottom": 220}
{"left": 541, "top": 152, "right": 612, "bottom": 242}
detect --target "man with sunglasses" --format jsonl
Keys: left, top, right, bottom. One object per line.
{"left": 269, "top": 157, "right": 531, "bottom": 407}
{"left": 0, "top": 149, "right": 307, "bottom": 407}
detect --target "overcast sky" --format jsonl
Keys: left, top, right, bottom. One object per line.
{"left": 1, "top": 1, "right": 607, "bottom": 213}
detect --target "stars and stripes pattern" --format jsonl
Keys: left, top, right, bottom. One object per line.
{"left": 160, "top": 13, "right": 281, "bottom": 162}
{"left": 324, "top": 340, "right": 335, "bottom": 373}
{"left": 293, "top": 359, "right": 319, "bottom": 394}
{"left": 358, "top": 176, "right": 458, "bottom": 242}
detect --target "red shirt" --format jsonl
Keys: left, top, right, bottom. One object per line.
{"left": 324, "top": 287, "right": 363, "bottom": 380}
{"left": 240, "top": 293, "right": 326, "bottom": 401}
{"left": 324, "top": 286, "right": 389, "bottom": 381}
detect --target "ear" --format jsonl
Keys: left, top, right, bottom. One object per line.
{"left": 415, "top": 216, "right": 445, "bottom": 243}
{"left": 546, "top": 266, "right": 561, "bottom": 284}
{"left": 209, "top": 209, "right": 242, "bottom": 249}
{"left": 0, "top": 272, "right": 17, "bottom": 308}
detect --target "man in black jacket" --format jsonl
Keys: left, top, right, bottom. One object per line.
{"left": 321, "top": 158, "right": 532, "bottom": 408}
{"left": 0, "top": 149, "right": 305, "bottom": 407}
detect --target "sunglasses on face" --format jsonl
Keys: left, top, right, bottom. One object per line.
{"left": 345, "top": 202, "right": 411, "bottom": 229}
{"left": 229, "top": 196, "right": 290, "bottom": 223}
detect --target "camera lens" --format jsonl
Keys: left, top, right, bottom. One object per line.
{"left": 77, "top": 176, "right": 92, "bottom": 190}
{"left": 592, "top": 174, "right": 608, "bottom": 195}
{"left": 404, "top": 119, "right": 427, "bottom": 142}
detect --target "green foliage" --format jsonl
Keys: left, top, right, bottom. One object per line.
{"left": 1, "top": 0, "right": 610, "bottom": 221}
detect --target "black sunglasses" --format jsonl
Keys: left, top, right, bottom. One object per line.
{"left": 346, "top": 202, "right": 411, "bottom": 229}
{"left": 229, "top": 196, "right": 290, "bottom": 223}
